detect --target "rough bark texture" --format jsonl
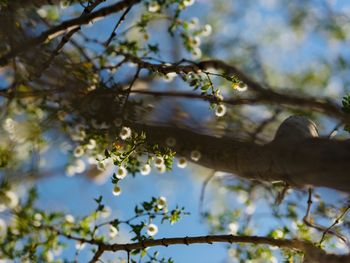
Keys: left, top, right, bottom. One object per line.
{"left": 131, "top": 116, "right": 350, "bottom": 192}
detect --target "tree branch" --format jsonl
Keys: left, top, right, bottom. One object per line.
{"left": 129, "top": 117, "right": 350, "bottom": 192}
{"left": 119, "top": 53, "right": 346, "bottom": 121}
{"left": 86, "top": 234, "right": 350, "bottom": 263}
{"left": 0, "top": 0, "right": 141, "bottom": 66}
{"left": 30, "top": 0, "right": 106, "bottom": 79}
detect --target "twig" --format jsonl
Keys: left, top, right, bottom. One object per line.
{"left": 89, "top": 246, "right": 105, "bottom": 263}
{"left": 0, "top": 0, "right": 142, "bottom": 66}
{"left": 328, "top": 122, "right": 342, "bottom": 138}
{"left": 104, "top": 5, "right": 133, "bottom": 47}
{"left": 251, "top": 109, "right": 281, "bottom": 142}
{"left": 274, "top": 181, "right": 290, "bottom": 205}
{"left": 199, "top": 171, "right": 216, "bottom": 212}
{"left": 303, "top": 188, "right": 348, "bottom": 245}
{"left": 319, "top": 204, "right": 350, "bottom": 246}
{"left": 31, "top": 0, "right": 106, "bottom": 79}
{"left": 120, "top": 67, "right": 141, "bottom": 125}
{"left": 115, "top": 52, "right": 345, "bottom": 121}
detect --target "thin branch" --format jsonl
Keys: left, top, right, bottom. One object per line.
{"left": 121, "top": 67, "right": 141, "bottom": 124}
{"left": 89, "top": 246, "right": 105, "bottom": 263}
{"left": 250, "top": 109, "right": 281, "bottom": 142}
{"left": 0, "top": 0, "right": 142, "bottom": 66}
{"left": 199, "top": 171, "right": 216, "bottom": 212}
{"left": 42, "top": 225, "right": 102, "bottom": 246}
{"left": 303, "top": 188, "right": 348, "bottom": 245}
{"left": 319, "top": 204, "right": 350, "bottom": 246}
{"left": 104, "top": 5, "right": 133, "bottom": 47}
{"left": 275, "top": 181, "right": 290, "bottom": 205}
{"left": 328, "top": 122, "right": 342, "bottom": 138}
{"left": 118, "top": 53, "right": 346, "bottom": 121}
{"left": 30, "top": 0, "right": 106, "bottom": 79}
{"left": 0, "top": 50, "right": 347, "bottom": 123}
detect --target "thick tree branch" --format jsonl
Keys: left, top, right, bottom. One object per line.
{"left": 129, "top": 116, "right": 350, "bottom": 192}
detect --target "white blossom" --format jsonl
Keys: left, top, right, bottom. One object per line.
{"left": 148, "top": 2, "right": 160, "bottom": 12}
{"left": 71, "top": 130, "right": 86, "bottom": 141}
{"left": 60, "top": 1, "right": 69, "bottom": 9}
{"left": 116, "top": 166, "right": 127, "bottom": 179}
{"left": 237, "top": 191, "right": 248, "bottom": 204}
{"left": 147, "top": 223, "right": 158, "bottom": 236}
{"left": 74, "top": 159, "right": 86, "bottom": 174}
{"left": 3, "top": 118, "right": 15, "bottom": 133}
{"left": 43, "top": 251, "right": 54, "bottom": 262}
{"left": 65, "top": 214, "right": 75, "bottom": 224}
{"left": 109, "top": 225, "right": 119, "bottom": 238}
{"left": 88, "top": 157, "right": 98, "bottom": 164}
{"left": 66, "top": 165, "right": 76, "bottom": 177}
{"left": 5, "top": 191, "right": 19, "bottom": 209}
{"left": 113, "top": 186, "right": 122, "bottom": 196}
{"left": 36, "top": 8, "right": 48, "bottom": 18}
{"left": 34, "top": 213, "right": 43, "bottom": 221}
{"left": 87, "top": 84, "right": 97, "bottom": 91}
{"left": 75, "top": 241, "right": 86, "bottom": 250}
{"left": 201, "top": 24, "right": 212, "bottom": 36}
{"left": 164, "top": 72, "right": 177, "bottom": 82}
{"left": 157, "top": 164, "right": 166, "bottom": 173}
{"left": 215, "top": 104, "right": 227, "bottom": 117}
{"left": 166, "top": 137, "right": 176, "bottom": 147}
{"left": 215, "top": 92, "right": 224, "bottom": 101}
{"left": 233, "top": 82, "right": 248, "bottom": 92}
{"left": 190, "top": 150, "right": 201, "bottom": 161}
{"left": 274, "top": 229, "right": 284, "bottom": 239}
{"left": 154, "top": 156, "right": 165, "bottom": 167}
{"left": 33, "top": 213, "right": 43, "bottom": 227}
{"left": 86, "top": 139, "right": 96, "bottom": 150}
{"left": 73, "top": 146, "right": 84, "bottom": 157}
{"left": 189, "top": 17, "right": 199, "bottom": 29}
{"left": 183, "top": 0, "right": 195, "bottom": 7}
{"left": 229, "top": 222, "right": 239, "bottom": 235}
{"left": 100, "top": 206, "right": 111, "bottom": 218}
{"left": 192, "top": 47, "right": 202, "bottom": 59}
{"left": 157, "top": 196, "right": 167, "bottom": 209}
{"left": 335, "top": 239, "right": 347, "bottom": 250}
{"left": 192, "top": 36, "right": 201, "bottom": 47}
{"left": 119, "top": 127, "right": 132, "bottom": 140}
{"left": 177, "top": 157, "right": 187, "bottom": 168}
{"left": 140, "top": 164, "right": 151, "bottom": 176}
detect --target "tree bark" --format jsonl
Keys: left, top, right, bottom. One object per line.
{"left": 131, "top": 116, "right": 350, "bottom": 192}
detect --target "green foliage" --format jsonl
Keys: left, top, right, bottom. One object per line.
{"left": 342, "top": 95, "right": 350, "bottom": 132}
{"left": 342, "top": 95, "right": 350, "bottom": 114}
{"left": 0, "top": 183, "right": 188, "bottom": 262}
